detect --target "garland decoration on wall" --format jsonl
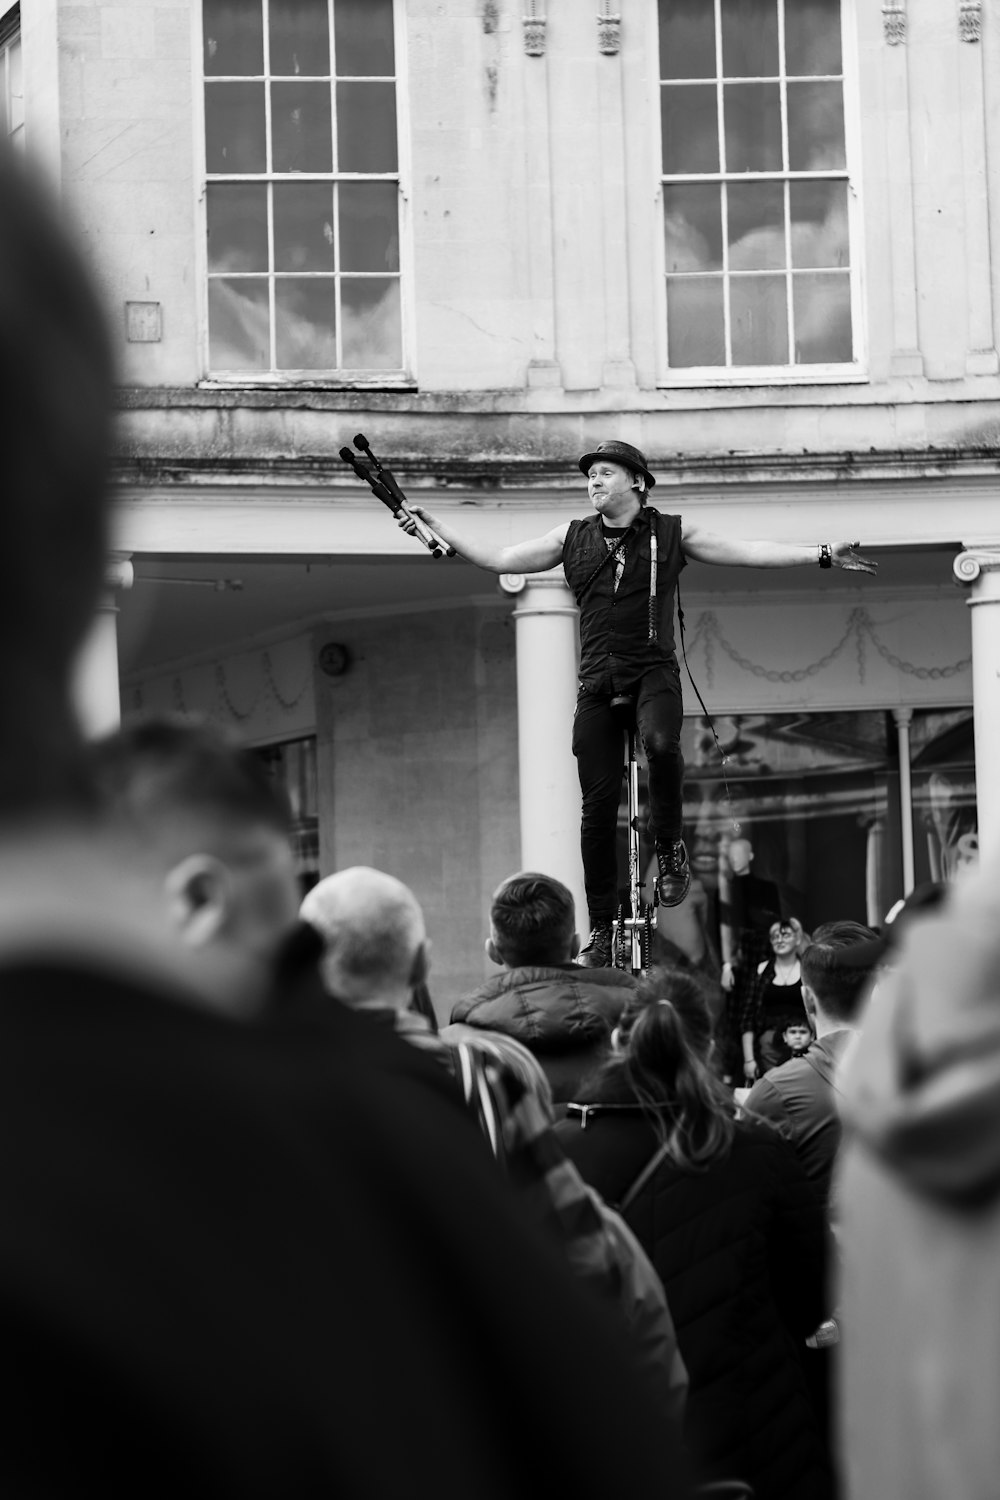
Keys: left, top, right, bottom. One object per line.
{"left": 214, "top": 651, "right": 312, "bottom": 723}
{"left": 688, "top": 608, "right": 971, "bottom": 689}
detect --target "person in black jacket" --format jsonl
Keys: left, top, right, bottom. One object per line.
{"left": 557, "top": 966, "right": 833, "bottom": 1500}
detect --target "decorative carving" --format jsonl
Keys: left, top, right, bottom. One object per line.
{"left": 597, "top": 12, "right": 621, "bottom": 55}
{"left": 523, "top": 16, "right": 546, "bottom": 55}
{"left": 683, "top": 607, "right": 971, "bottom": 690}
{"left": 105, "top": 555, "right": 134, "bottom": 593}
{"left": 882, "top": 1, "right": 906, "bottom": 44}
{"left": 954, "top": 548, "right": 1000, "bottom": 585}
{"left": 959, "top": 0, "right": 982, "bottom": 42}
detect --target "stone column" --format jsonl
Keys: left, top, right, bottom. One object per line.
{"left": 892, "top": 707, "right": 915, "bottom": 894}
{"left": 72, "top": 556, "right": 134, "bottom": 738}
{"left": 954, "top": 548, "right": 1000, "bottom": 859}
{"left": 500, "top": 572, "right": 588, "bottom": 933}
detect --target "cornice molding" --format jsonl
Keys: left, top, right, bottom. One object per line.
{"left": 110, "top": 446, "right": 1000, "bottom": 494}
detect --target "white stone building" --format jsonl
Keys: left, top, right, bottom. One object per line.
{"left": 7, "top": 0, "right": 999, "bottom": 999}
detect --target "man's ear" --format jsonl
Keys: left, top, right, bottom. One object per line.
{"left": 164, "top": 854, "right": 231, "bottom": 948}
{"left": 485, "top": 935, "right": 503, "bottom": 966}
{"left": 801, "top": 982, "right": 818, "bottom": 1023}
{"left": 569, "top": 931, "right": 581, "bottom": 961}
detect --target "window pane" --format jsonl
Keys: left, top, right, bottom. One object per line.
{"left": 790, "top": 180, "right": 848, "bottom": 268}
{"left": 271, "top": 81, "right": 333, "bottom": 172}
{"left": 731, "top": 274, "right": 788, "bottom": 363}
{"left": 339, "top": 182, "right": 399, "bottom": 272}
{"left": 658, "top": 0, "right": 716, "bottom": 81}
{"left": 275, "top": 277, "right": 337, "bottom": 369}
{"left": 720, "top": 0, "right": 778, "bottom": 78}
{"left": 341, "top": 277, "right": 402, "bottom": 367}
{"left": 274, "top": 183, "right": 335, "bottom": 271}
{"left": 269, "top": 0, "right": 330, "bottom": 77}
{"left": 9, "top": 38, "right": 22, "bottom": 132}
{"left": 787, "top": 82, "right": 845, "bottom": 170}
{"left": 205, "top": 82, "right": 266, "bottom": 173}
{"left": 667, "top": 276, "right": 725, "bottom": 366}
{"left": 337, "top": 82, "right": 397, "bottom": 172}
{"left": 208, "top": 277, "right": 270, "bottom": 370}
{"left": 793, "top": 271, "right": 852, "bottom": 363}
{"left": 335, "top": 0, "right": 395, "bottom": 76}
{"left": 207, "top": 184, "right": 268, "bottom": 272}
{"left": 724, "top": 83, "right": 781, "bottom": 172}
{"left": 728, "top": 181, "right": 785, "bottom": 270}
{"left": 664, "top": 184, "right": 723, "bottom": 272}
{"left": 785, "top": 0, "right": 842, "bottom": 77}
{"left": 203, "top": 0, "right": 263, "bottom": 77}
{"left": 671, "top": 710, "right": 896, "bottom": 935}
{"left": 661, "top": 85, "right": 719, "bottom": 175}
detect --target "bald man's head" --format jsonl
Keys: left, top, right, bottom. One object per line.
{"left": 300, "top": 867, "right": 429, "bottom": 1009}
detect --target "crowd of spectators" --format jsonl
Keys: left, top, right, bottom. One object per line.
{"left": 0, "top": 148, "right": 994, "bottom": 1499}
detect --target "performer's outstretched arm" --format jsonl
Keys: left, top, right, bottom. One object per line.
{"left": 398, "top": 506, "right": 570, "bottom": 575}
{"left": 683, "top": 526, "right": 877, "bottom": 575}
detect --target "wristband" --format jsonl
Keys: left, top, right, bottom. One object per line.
{"left": 818, "top": 543, "right": 833, "bottom": 569}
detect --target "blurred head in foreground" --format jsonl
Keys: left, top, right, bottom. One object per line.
{"left": 88, "top": 717, "right": 302, "bottom": 1013}
{"left": 0, "top": 150, "right": 114, "bottom": 816}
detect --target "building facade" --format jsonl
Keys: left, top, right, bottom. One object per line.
{"left": 10, "top": 0, "right": 1000, "bottom": 1001}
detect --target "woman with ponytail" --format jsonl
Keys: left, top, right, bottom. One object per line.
{"left": 557, "top": 967, "right": 832, "bottom": 1500}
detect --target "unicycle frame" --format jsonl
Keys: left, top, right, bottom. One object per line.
{"left": 613, "top": 724, "right": 657, "bottom": 975}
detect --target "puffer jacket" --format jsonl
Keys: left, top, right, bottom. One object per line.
{"left": 556, "top": 1084, "right": 831, "bottom": 1500}
{"left": 449, "top": 965, "right": 635, "bottom": 1104}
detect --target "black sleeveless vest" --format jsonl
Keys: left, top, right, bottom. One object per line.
{"left": 562, "top": 508, "right": 685, "bottom": 692}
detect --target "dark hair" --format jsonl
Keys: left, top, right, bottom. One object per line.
{"left": 593, "top": 967, "right": 736, "bottom": 1172}
{"left": 800, "top": 920, "right": 880, "bottom": 1023}
{"left": 88, "top": 717, "right": 293, "bottom": 846}
{"left": 0, "top": 150, "right": 114, "bottom": 813}
{"left": 490, "top": 871, "right": 576, "bottom": 967}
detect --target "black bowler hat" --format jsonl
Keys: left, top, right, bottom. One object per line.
{"left": 578, "top": 440, "right": 657, "bottom": 489}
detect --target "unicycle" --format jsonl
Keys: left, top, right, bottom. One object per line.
{"left": 610, "top": 699, "right": 657, "bottom": 975}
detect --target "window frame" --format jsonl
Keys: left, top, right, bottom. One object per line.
{"left": 195, "top": 0, "right": 415, "bottom": 390}
{"left": 0, "top": 4, "right": 23, "bottom": 149}
{"left": 654, "top": 0, "right": 867, "bottom": 389}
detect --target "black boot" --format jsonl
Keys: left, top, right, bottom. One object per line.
{"left": 655, "top": 840, "right": 691, "bottom": 908}
{"left": 576, "top": 918, "right": 613, "bottom": 968}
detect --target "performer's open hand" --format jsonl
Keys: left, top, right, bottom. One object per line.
{"left": 832, "top": 541, "right": 878, "bottom": 575}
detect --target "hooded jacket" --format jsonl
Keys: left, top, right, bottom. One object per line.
{"left": 556, "top": 1079, "right": 831, "bottom": 1499}
{"left": 449, "top": 964, "right": 635, "bottom": 1103}
{"left": 837, "top": 863, "right": 1000, "bottom": 1500}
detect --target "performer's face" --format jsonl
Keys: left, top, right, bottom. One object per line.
{"left": 587, "top": 460, "right": 639, "bottom": 520}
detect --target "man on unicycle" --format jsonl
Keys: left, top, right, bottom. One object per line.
{"left": 401, "top": 440, "right": 875, "bottom": 968}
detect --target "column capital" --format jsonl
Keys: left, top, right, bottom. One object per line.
{"left": 954, "top": 547, "right": 1000, "bottom": 587}
{"left": 891, "top": 706, "right": 914, "bottom": 727}
{"left": 500, "top": 571, "right": 577, "bottom": 618}
{"left": 105, "top": 553, "right": 134, "bottom": 593}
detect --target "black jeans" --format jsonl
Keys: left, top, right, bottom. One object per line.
{"left": 571, "top": 661, "right": 684, "bottom": 923}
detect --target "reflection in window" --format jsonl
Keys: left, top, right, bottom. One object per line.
{"left": 1, "top": 10, "right": 23, "bottom": 149}
{"left": 910, "top": 710, "right": 978, "bottom": 887}
{"left": 202, "top": 0, "right": 403, "bottom": 377}
{"left": 659, "top": 0, "right": 856, "bottom": 373}
{"left": 631, "top": 711, "right": 977, "bottom": 939}
{"left": 253, "top": 736, "right": 320, "bottom": 895}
